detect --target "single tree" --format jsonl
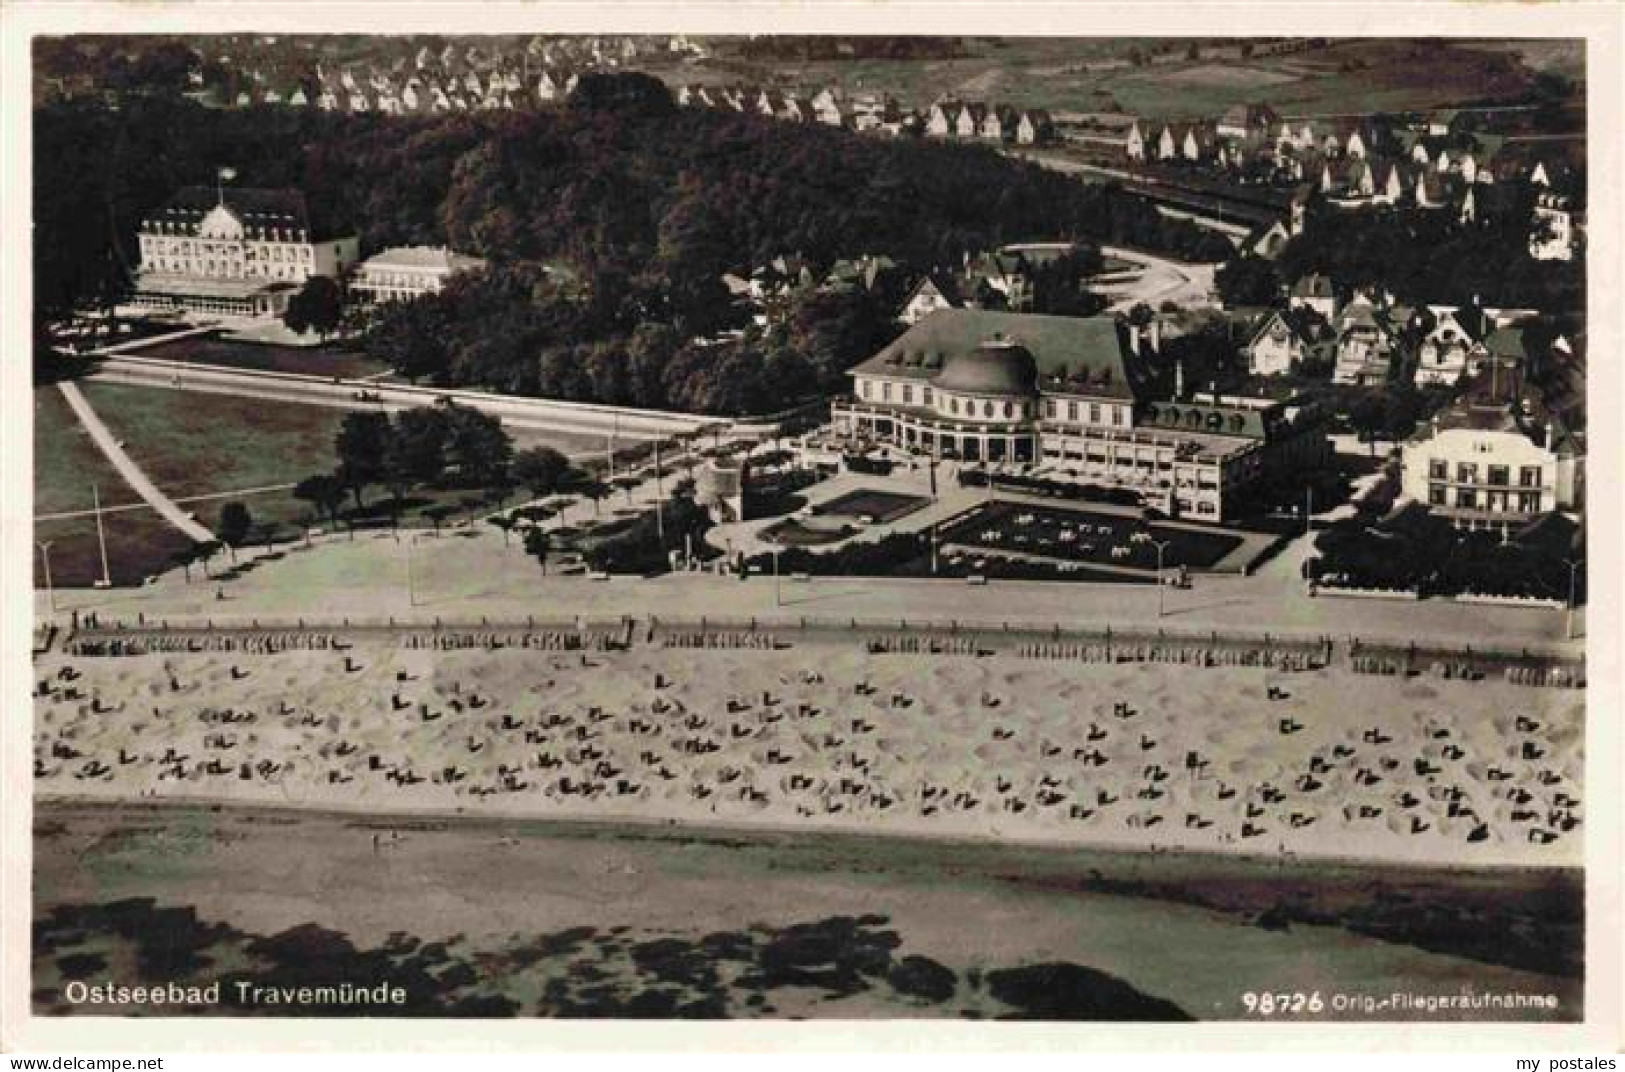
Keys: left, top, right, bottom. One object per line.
{"left": 293, "top": 473, "right": 345, "bottom": 525}
{"left": 512, "top": 445, "right": 572, "bottom": 499}
{"left": 335, "top": 410, "right": 392, "bottom": 508}
{"left": 523, "top": 525, "right": 552, "bottom": 573}
{"left": 218, "top": 501, "right": 253, "bottom": 561}
{"left": 282, "top": 275, "right": 344, "bottom": 339}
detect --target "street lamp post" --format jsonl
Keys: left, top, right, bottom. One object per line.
{"left": 37, "top": 540, "right": 56, "bottom": 613}
{"left": 1154, "top": 539, "right": 1172, "bottom": 619}
{"left": 407, "top": 534, "right": 418, "bottom": 608}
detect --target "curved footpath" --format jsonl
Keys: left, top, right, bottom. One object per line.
{"left": 55, "top": 380, "right": 215, "bottom": 543}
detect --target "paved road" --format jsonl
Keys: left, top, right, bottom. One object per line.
{"left": 1096, "top": 245, "right": 1218, "bottom": 312}
{"left": 55, "top": 380, "right": 215, "bottom": 543}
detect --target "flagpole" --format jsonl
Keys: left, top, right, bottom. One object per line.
{"left": 93, "top": 483, "right": 111, "bottom": 588}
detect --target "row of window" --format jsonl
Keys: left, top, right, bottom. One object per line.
{"left": 143, "top": 240, "right": 315, "bottom": 262}
{"left": 356, "top": 273, "right": 442, "bottom": 292}
{"left": 1042, "top": 399, "right": 1129, "bottom": 427}
{"left": 1427, "top": 485, "right": 1544, "bottom": 512}
{"left": 857, "top": 379, "right": 1036, "bottom": 420}
{"left": 144, "top": 260, "right": 312, "bottom": 281}
{"left": 1427, "top": 460, "right": 1544, "bottom": 487}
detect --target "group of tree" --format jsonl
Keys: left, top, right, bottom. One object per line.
{"left": 294, "top": 401, "right": 516, "bottom": 522}
{"left": 1309, "top": 506, "right": 1582, "bottom": 599}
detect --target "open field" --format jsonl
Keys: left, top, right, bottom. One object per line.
{"left": 34, "top": 387, "right": 196, "bottom": 587}
{"left": 126, "top": 334, "right": 392, "bottom": 380}
{"left": 33, "top": 387, "right": 134, "bottom": 517}
{"left": 35, "top": 511, "right": 196, "bottom": 589}
{"left": 77, "top": 381, "right": 351, "bottom": 533}
{"left": 32, "top": 800, "right": 1580, "bottom": 1019}
{"left": 677, "top": 38, "right": 1551, "bottom": 122}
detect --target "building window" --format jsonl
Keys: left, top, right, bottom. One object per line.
{"left": 1455, "top": 488, "right": 1477, "bottom": 509}
{"left": 983, "top": 401, "right": 994, "bottom": 418}
{"left": 902, "top": 385, "right": 913, "bottom": 404}
{"left": 1456, "top": 463, "right": 1477, "bottom": 485}
{"left": 1067, "top": 401, "right": 1078, "bottom": 421}
{"left": 858, "top": 381, "right": 869, "bottom": 400}
{"left": 1518, "top": 492, "right": 1542, "bottom": 512}
{"left": 1428, "top": 484, "right": 1446, "bottom": 506}
{"left": 950, "top": 398, "right": 959, "bottom": 415}
{"left": 1003, "top": 401, "right": 1014, "bottom": 418}
{"left": 923, "top": 388, "right": 933, "bottom": 406}
{"left": 1428, "top": 459, "right": 1447, "bottom": 480}
{"left": 1487, "top": 465, "right": 1509, "bottom": 486}
{"left": 1089, "top": 403, "right": 1101, "bottom": 424}
{"left": 882, "top": 382, "right": 892, "bottom": 402}
{"left": 1519, "top": 465, "right": 1542, "bottom": 487}
{"left": 1114, "top": 407, "right": 1127, "bottom": 426}
{"left": 1045, "top": 400, "right": 1056, "bottom": 418}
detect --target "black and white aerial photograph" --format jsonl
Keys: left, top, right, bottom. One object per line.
{"left": 4, "top": 5, "right": 1620, "bottom": 1052}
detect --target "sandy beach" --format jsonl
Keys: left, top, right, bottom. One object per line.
{"left": 32, "top": 628, "right": 1584, "bottom": 868}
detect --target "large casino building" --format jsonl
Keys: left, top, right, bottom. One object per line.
{"left": 830, "top": 309, "right": 1330, "bottom": 520}
{"left": 129, "top": 187, "right": 360, "bottom": 319}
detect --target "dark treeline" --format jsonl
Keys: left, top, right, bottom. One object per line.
{"left": 1274, "top": 198, "right": 1583, "bottom": 313}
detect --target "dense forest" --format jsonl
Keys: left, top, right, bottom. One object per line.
{"left": 35, "top": 73, "right": 1235, "bottom": 413}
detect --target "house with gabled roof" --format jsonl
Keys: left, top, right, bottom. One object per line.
{"left": 1016, "top": 109, "right": 1053, "bottom": 146}
{"left": 898, "top": 273, "right": 966, "bottom": 325}
{"left": 1331, "top": 296, "right": 1402, "bottom": 385}
{"left": 1289, "top": 273, "right": 1340, "bottom": 320}
{"left": 1413, "top": 305, "right": 1488, "bottom": 387}
{"left": 955, "top": 102, "right": 989, "bottom": 138}
{"left": 1244, "top": 306, "right": 1329, "bottom": 377}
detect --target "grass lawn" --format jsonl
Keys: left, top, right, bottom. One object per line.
{"left": 120, "top": 334, "right": 391, "bottom": 380}
{"left": 35, "top": 511, "right": 193, "bottom": 589}
{"left": 77, "top": 381, "right": 353, "bottom": 533}
{"left": 813, "top": 489, "right": 932, "bottom": 524}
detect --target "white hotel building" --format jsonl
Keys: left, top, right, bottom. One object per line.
{"left": 349, "top": 246, "right": 487, "bottom": 303}
{"left": 130, "top": 187, "right": 359, "bottom": 319}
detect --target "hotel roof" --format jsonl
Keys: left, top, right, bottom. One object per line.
{"left": 853, "top": 310, "right": 1151, "bottom": 401}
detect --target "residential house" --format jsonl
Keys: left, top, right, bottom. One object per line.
{"left": 1244, "top": 307, "right": 1327, "bottom": 377}
{"left": 898, "top": 273, "right": 965, "bottom": 325}
{"left": 1288, "top": 273, "right": 1339, "bottom": 320}
{"left": 1016, "top": 109, "right": 1053, "bottom": 146}
{"left": 1531, "top": 191, "right": 1576, "bottom": 261}
{"left": 1124, "top": 120, "right": 1146, "bottom": 162}
{"left": 1412, "top": 305, "right": 1487, "bottom": 387}
{"left": 955, "top": 102, "right": 989, "bottom": 139}
{"left": 1331, "top": 296, "right": 1402, "bottom": 385}
{"left": 979, "top": 105, "right": 1016, "bottom": 142}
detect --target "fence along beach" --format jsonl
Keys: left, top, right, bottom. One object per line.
{"left": 34, "top": 614, "right": 1584, "bottom": 869}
